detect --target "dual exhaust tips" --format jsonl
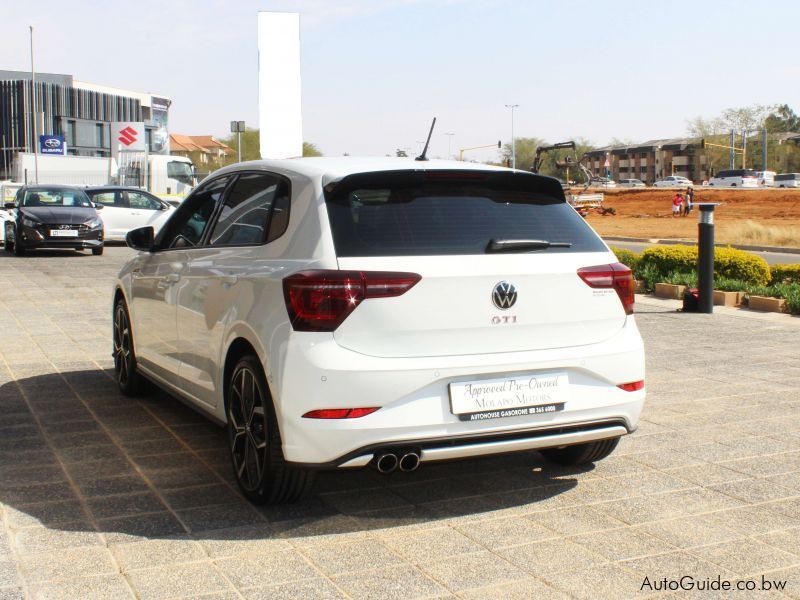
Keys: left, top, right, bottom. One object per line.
{"left": 375, "top": 450, "right": 420, "bottom": 474}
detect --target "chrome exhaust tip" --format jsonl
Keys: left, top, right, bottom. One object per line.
{"left": 375, "top": 453, "right": 398, "bottom": 474}
{"left": 398, "top": 452, "right": 420, "bottom": 472}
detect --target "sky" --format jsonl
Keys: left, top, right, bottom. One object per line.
{"left": 2, "top": 0, "right": 799, "bottom": 161}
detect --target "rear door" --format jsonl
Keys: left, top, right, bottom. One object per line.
{"left": 90, "top": 190, "right": 129, "bottom": 239}
{"left": 323, "top": 170, "right": 627, "bottom": 359}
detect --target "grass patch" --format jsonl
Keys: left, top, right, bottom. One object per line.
{"left": 721, "top": 220, "right": 800, "bottom": 249}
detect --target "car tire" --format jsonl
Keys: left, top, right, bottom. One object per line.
{"left": 731, "top": 183, "right": 736, "bottom": 187}
{"left": 4, "top": 228, "right": 12, "bottom": 253}
{"left": 226, "top": 355, "right": 315, "bottom": 504}
{"left": 92, "top": 245, "right": 104, "bottom": 256}
{"left": 113, "top": 298, "right": 148, "bottom": 396}
{"left": 540, "top": 437, "right": 620, "bottom": 466}
{"left": 13, "top": 233, "right": 25, "bottom": 256}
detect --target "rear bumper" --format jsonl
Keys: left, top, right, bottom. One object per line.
{"left": 273, "top": 318, "right": 645, "bottom": 465}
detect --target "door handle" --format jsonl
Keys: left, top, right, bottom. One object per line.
{"left": 164, "top": 273, "right": 181, "bottom": 283}
{"left": 220, "top": 275, "right": 238, "bottom": 286}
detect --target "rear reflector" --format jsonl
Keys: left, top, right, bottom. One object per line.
{"left": 302, "top": 407, "right": 380, "bottom": 419}
{"left": 577, "top": 262, "right": 635, "bottom": 314}
{"left": 617, "top": 380, "right": 644, "bottom": 392}
{"left": 283, "top": 270, "right": 421, "bottom": 332}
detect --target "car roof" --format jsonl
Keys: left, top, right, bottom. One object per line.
{"left": 208, "top": 157, "right": 513, "bottom": 187}
{"left": 21, "top": 184, "right": 84, "bottom": 191}
{"left": 84, "top": 186, "right": 153, "bottom": 192}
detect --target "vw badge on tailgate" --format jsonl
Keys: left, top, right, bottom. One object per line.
{"left": 492, "top": 281, "right": 517, "bottom": 310}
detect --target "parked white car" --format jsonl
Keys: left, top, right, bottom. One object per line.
{"left": 618, "top": 179, "right": 646, "bottom": 188}
{"left": 707, "top": 169, "right": 759, "bottom": 187}
{"left": 653, "top": 176, "right": 693, "bottom": 187}
{"left": 84, "top": 186, "right": 175, "bottom": 241}
{"left": 775, "top": 173, "right": 800, "bottom": 188}
{"left": 590, "top": 177, "right": 617, "bottom": 188}
{"left": 113, "top": 158, "right": 646, "bottom": 504}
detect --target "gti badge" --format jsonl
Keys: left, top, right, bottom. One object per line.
{"left": 492, "top": 281, "right": 517, "bottom": 310}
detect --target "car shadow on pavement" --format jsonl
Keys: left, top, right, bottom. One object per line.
{"left": 0, "top": 370, "right": 586, "bottom": 544}
{"left": 2, "top": 249, "right": 95, "bottom": 259}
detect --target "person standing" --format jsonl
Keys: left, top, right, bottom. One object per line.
{"left": 672, "top": 192, "right": 683, "bottom": 217}
{"left": 684, "top": 186, "right": 694, "bottom": 216}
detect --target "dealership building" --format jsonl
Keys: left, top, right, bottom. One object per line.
{"left": 0, "top": 70, "right": 171, "bottom": 179}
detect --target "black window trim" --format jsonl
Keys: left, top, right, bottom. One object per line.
{"left": 153, "top": 173, "right": 236, "bottom": 253}
{"left": 202, "top": 169, "right": 292, "bottom": 249}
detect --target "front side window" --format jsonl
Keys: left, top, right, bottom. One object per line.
{"left": 157, "top": 176, "right": 229, "bottom": 249}
{"left": 167, "top": 161, "right": 194, "bottom": 185}
{"left": 127, "top": 191, "right": 162, "bottom": 211}
{"left": 208, "top": 173, "right": 289, "bottom": 246}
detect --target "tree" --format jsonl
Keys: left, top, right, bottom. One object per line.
{"left": 764, "top": 104, "right": 800, "bottom": 133}
{"left": 303, "top": 142, "right": 323, "bottom": 157}
{"left": 500, "top": 137, "right": 547, "bottom": 170}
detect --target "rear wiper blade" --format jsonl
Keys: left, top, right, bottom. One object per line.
{"left": 486, "top": 239, "right": 572, "bottom": 253}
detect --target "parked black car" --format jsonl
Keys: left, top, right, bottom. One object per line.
{"left": 3, "top": 185, "right": 104, "bottom": 256}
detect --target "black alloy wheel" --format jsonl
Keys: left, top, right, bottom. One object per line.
{"left": 12, "top": 228, "right": 25, "bottom": 256}
{"left": 228, "top": 361, "right": 269, "bottom": 494}
{"left": 226, "top": 355, "right": 315, "bottom": 504}
{"left": 113, "top": 299, "right": 146, "bottom": 395}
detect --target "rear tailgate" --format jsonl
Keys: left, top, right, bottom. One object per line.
{"left": 321, "top": 169, "right": 630, "bottom": 359}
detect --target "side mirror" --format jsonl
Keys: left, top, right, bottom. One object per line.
{"left": 126, "top": 226, "right": 155, "bottom": 252}
{"left": 93, "top": 203, "right": 104, "bottom": 211}
{"left": 160, "top": 202, "right": 170, "bottom": 211}
{"left": 4, "top": 202, "right": 16, "bottom": 209}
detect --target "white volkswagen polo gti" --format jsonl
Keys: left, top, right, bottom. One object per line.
{"left": 113, "top": 158, "right": 645, "bottom": 504}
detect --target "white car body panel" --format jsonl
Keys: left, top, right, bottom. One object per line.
{"left": 116, "top": 157, "right": 646, "bottom": 467}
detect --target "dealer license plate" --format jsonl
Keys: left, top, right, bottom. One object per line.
{"left": 50, "top": 229, "right": 78, "bottom": 237}
{"left": 449, "top": 372, "right": 569, "bottom": 422}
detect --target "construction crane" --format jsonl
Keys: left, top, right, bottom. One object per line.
{"left": 530, "top": 141, "right": 594, "bottom": 187}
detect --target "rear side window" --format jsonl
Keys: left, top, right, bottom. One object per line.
{"left": 776, "top": 174, "right": 800, "bottom": 181}
{"left": 324, "top": 170, "right": 606, "bottom": 257}
{"left": 208, "top": 172, "right": 290, "bottom": 247}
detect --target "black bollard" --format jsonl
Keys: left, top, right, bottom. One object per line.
{"left": 696, "top": 203, "right": 718, "bottom": 314}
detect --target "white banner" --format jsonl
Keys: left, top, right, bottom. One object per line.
{"left": 258, "top": 12, "right": 303, "bottom": 160}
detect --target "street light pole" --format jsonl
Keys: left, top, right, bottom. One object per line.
{"left": 505, "top": 104, "right": 519, "bottom": 169}
{"left": 444, "top": 132, "right": 455, "bottom": 159}
{"left": 30, "top": 25, "right": 39, "bottom": 183}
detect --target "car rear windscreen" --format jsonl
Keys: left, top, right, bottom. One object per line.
{"left": 323, "top": 170, "right": 607, "bottom": 256}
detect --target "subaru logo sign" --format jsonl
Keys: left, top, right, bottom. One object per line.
{"left": 39, "top": 135, "right": 66, "bottom": 155}
{"left": 492, "top": 281, "right": 518, "bottom": 310}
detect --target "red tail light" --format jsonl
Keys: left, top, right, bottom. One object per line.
{"left": 283, "top": 270, "right": 421, "bottom": 332}
{"left": 577, "top": 262, "right": 635, "bottom": 314}
{"left": 302, "top": 407, "right": 380, "bottom": 419}
{"left": 618, "top": 380, "right": 644, "bottom": 392}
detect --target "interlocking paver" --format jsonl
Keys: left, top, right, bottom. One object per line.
{"left": 1, "top": 247, "right": 800, "bottom": 597}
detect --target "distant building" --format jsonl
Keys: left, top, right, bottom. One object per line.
{"left": 170, "top": 134, "right": 233, "bottom": 165}
{"left": 584, "top": 137, "right": 707, "bottom": 184}
{"left": 0, "top": 69, "right": 171, "bottom": 179}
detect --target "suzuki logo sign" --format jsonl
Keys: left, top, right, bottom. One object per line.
{"left": 117, "top": 126, "right": 139, "bottom": 146}
{"left": 110, "top": 122, "right": 146, "bottom": 162}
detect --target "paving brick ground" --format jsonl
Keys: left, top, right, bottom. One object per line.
{"left": 0, "top": 246, "right": 799, "bottom": 599}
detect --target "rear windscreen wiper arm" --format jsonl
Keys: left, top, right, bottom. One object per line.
{"left": 486, "top": 239, "right": 573, "bottom": 253}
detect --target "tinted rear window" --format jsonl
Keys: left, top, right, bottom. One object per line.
{"left": 324, "top": 170, "right": 606, "bottom": 257}
{"left": 775, "top": 174, "right": 800, "bottom": 181}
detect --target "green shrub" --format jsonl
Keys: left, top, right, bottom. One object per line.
{"left": 713, "top": 277, "right": 749, "bottom": 292}
{"left": 609, "top": 246, "right": 641, "bottom": 272}
{"left": 663, "top": 271, "right": 698, "bottom": 287}
{"left": 639, "top": 244, "right": 770, "bottom": 287}
{"left": 770, "top": 263, "right": 800, "bottom": 285}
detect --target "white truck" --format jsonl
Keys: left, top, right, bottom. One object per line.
{"left": 11, "top": 152, "right": 196, "bottom": 199}
{"left": 116, "top": 153, "right": 197, "bottom": 198}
